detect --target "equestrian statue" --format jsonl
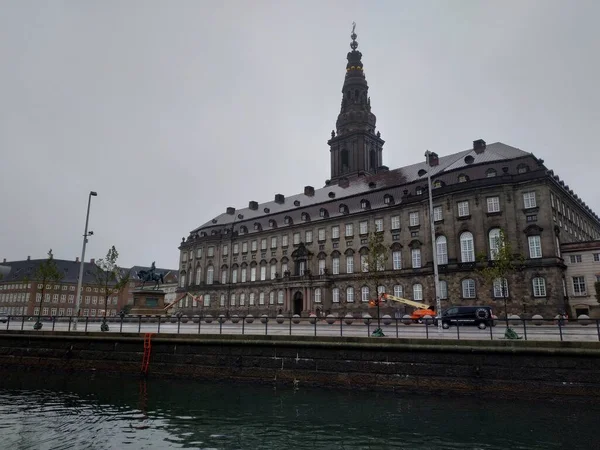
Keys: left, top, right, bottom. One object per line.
{"left": 137, "top": 261, "right": 164, "bottom": 290}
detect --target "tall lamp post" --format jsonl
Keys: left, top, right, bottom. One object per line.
{"left": 73, "top": 191, "right": 97, "bottom": 331}
{"left": 424, "top": 151, "right": 442, "bottom": 332}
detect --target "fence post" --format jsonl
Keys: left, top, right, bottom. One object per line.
{"left": 340, "top": 316, "right": 343, "bottom": 337}
{"left": 5, "top": 316, "right": 9, "bottom": 331}
{"left": 489, "top": 322, "right": 493, "bottom": 340}
{"left": 314, "top": 317, "right": 317, "bottom": 337}
{"left": 157, "top": 316, "right": 161, "bottom": 334}
{"left": 119, "top": 315, "right": 123, "bottom": 333}
{"left": 69, "top": 316, "right": 73, "bottom": 332}
{"left": 21, "top": 315, "right": 25, "bottom": 331}
{"left": 177, "top": 316, "right": 181, "bottom": 334}
{"left": 242, "top": 317, "right": 245, "bottom": 335}
{"left": 289, "top": 314, "right": 292, "bottom": 336}
{"left": 137, "top": 315, "right": 141, "bottom": 334}
{"left": 85, "top": 316, "right": 89, "bottom": 332}
{"left": 456, "top": 323, "right": 460, "bottom": 340}
{"left": 265, "top": 317, "right": 268, "bottom": 336}
{"left": 198, "top": 315, "right": 202, "bottom": 334}
{"left": 395, "top": 318, "right": 399, "bottom": 338}
{"left": 522, "top": 319, "right": 528, "bottom": 341}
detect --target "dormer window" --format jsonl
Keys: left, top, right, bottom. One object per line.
{"left": 294, "top": 200, "right": 301, "bottom": 207}
{"left": 383, "top": 194, "right": 393, "bottom": 205}
{"left": 268, "top": 219, "right": 276, "bottom": 228}
{"left": 284, "top": 216, "right": 292, "bottom": 225}
{"left": 486, "top": 169, "right": 497, "bottom": 178}
{"left": 301, "top": 212, "right": 310, "bottom": 222}
{"left": 200, "top": 231, "right": 207, "bottom": 237}
{"left": 360, "top": 199, "right": 370, "bottom": 210}
{"left": 416, "top": 187, "right": 423, "bottom": 195}
{"left": 339, "top": 204, "right": 349, "bottom": 214}
{"left": 253, "top": 222, "right": 262, "bottom": 231}
{"left": 240, "top": 226, "right": 248, "bottom": 234}
{"left": 458, "top": 174, "right": 469, "bottom": 183}
{"left": 517, "top": 164, "right": 529, "bottom": 174}
{"left": 319, "top": 208, "right": 328, "bottom": 218}
{"left": 433, "top": 180, "right": 442, "bottom": 189}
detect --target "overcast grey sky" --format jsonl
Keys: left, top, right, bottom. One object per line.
{"left": 1, "top": 0, "right": 599, "bottom": 269}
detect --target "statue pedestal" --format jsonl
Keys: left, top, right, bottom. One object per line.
{"left": 130, "top": 289, "right": 167, "bottom": 315}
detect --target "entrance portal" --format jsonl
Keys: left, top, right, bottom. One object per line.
{"left": 293, "top": 291, "right": 303, "bottom": 315}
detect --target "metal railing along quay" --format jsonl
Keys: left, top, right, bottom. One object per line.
{"left": 2, "top": 314, "right": 600, "bottom": 342}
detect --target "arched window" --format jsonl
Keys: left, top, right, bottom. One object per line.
{"left": 332, "top": 288, "right": 340, "bottom": 303}
{"left": 206, "top": 265, "right": 214, "bottom": 285}
{"left": 436, "top": 236, "right": 448, "bottom": 265}
{"left": 249, "top": 293, "right": 255, "bottom": 305}
{"left": 277, "top": 290, "right": 284, "bottom": 304}
{"left": 377, "top": 285, "right": 386, "bottom": 295}
{"left": 180, "top": 274, "right": 186, "bottom": 288}
{"left": 493, "top": 278, "right": 509, "bottom": 298}
{"left": 314, "top": 288, "right": 322, "bottom": 303}
{"left": 486, "top": 168, "right": 497, "bottom": 178}
{"left": 270, "top": 263, "right": 277, "bottom": 280}
{"left": 220, "top": 268, "right": 227, "bottom": 284}
{"left": 393, "top": 285, "right": 403, "bottom": 297}
{"left": 460, "top": 232, "right": 475, "bottom": 262}
{"left": 230, "top": 294, "right": 236, "bottom": 306}
{"left": 413, "top": 283, "right": 423, "bottom": 301}
{"left": 532, "top": 277, "right": 546, "bottom": 297}
{"left": 361, "top": 286, "right": 369, "bottom": 302}
{"left": 232, "top": 267, "right": 238, "bottom": 283}
{"left": 346, "top": 287, "right": 355, "bottom": 303}
{"left": 195, "top": 266, "right": 202, "bottom": 285}
{"left": 458, "top": 174, "right": 468, "bottom": 183}
{"left": 489, "top": 228, "right": 501, "bottom": 260}
{"left": 462, "top": 279, "right": 476, "bottom": 298}
{"left": 239, "top": 293, "right": 245, "bottom": 306}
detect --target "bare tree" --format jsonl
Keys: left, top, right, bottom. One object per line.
{"left": 363, "top": 231, "right": 389, "bottom": 334}
{"left": 27, "top": 250, "right": 64, "bottom": 330}
{"left": 92, "top": 246, "right": 130, "bottom": 331}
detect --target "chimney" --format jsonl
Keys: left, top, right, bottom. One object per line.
{"left": 338, "top": 177, "right": 349, "bottom": 189}
{"left": 90, "top": 258, "right": 95, "bottom": 264}
{"left": 248, "top": 201, "right": 258, "bottom": 210}
{"left": 304, "top": 186, "right": 315, "bottom": 196}
{"left": 27, "top": 256, "right": 30, "bottom": 261}
{"left": 76, "top": 257, "right": 79, "bottom": 262}
{"left": 274, "top": 194, "right": 285, "bottom": 204}
{"left": 473, "top": 139, "right": 486, "bottom": 154}
{"left": 427, "top": 152, "right": 439, "bottom": 167}
{"left": 226, "top": 207, "right": 235, "bottom": 215}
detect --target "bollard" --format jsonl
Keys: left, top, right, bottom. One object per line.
{"left": 395, "top": 318, "right": 399, "bottom": 338}
{"left": 85, "top": 316, "right": 89, "bottom": 332}
{"left": 522, "top": 319, "right": 528, "bottom": 340}
{"left": 177, "top": 316, "right": 181, "bottom": 334}
{"left": 137, "top": 315, "right": 141, "bottom": 333}
{"left": 157, "top": 316, "right": 161, "bottom": 334}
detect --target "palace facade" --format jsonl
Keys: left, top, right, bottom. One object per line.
{"left": 178, "top": 29, "right": 600, "bottom": 318}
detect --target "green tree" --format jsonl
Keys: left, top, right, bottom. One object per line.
{"left": 477, "top": 229, "right": 525, "bottom": 333}
{"left": 27, "top": 250, "right": 64, "bottom": 330}
{"left": 363, "top": 230, "right": 389, "bottom": 333}
{"left": 92, "top": 246, "right": 130, "bottom": 331}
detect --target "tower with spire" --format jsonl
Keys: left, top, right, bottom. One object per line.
{"left": 327, "top": 23, "right": 385, "bottom": 185}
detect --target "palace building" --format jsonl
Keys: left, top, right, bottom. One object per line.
{"left": 177, "top": 28, "right": 600, "bottom": 318}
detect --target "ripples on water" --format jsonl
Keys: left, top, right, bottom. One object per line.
{"left": 0, "top": 371, "right": 596, "bottom": 449}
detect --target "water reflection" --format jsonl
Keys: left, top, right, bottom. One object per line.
{"left": 0, "top": 371, "right": 596, "bottom": 449}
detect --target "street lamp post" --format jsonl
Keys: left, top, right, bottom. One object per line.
{"left": 424, "top": 151, "right": 442, "bottom": 333}
{"left": 73, "top": 191, "right": 97, "bottom": 331}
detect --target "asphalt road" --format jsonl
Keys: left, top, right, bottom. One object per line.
{"left": 3, "top": 318, "right": 599, "bottom": 342}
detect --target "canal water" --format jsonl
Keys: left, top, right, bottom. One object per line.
{"left": 0, "top": 371, "right": 596, "bottom": 449}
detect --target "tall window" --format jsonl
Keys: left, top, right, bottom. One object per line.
{"left": 239, "top": 294, "right": 245, "bottom": 306}
{"left": 220, "top": 295, "right": 225, "bottom": 307}
{"left": 409, "top": 212, "right": 419, "bottom": 226}
{"left": 332, "top": 226, "right": 340, "bottom": 239}
{"left": 195, "top": 267, "right": 202, "bottom": 285}
{"left": 572, "top": 276, "right": 586, "bottom": 295}
{"left": 232, "top": 268, "right": 238, "bottom": 283}
{"left": 250, "top": 266, "right": 256, "bottom": 281}
{"left": 241, "top": 267, "right": 247, "bottom": 282}
{"left": 357, "top": 286, "right": 367, "bottom": 303}
{"left": 230, "top": 294, "right": 236, "bottom": 306}
{"left": 532, "top": 277, "right": 546, "bottom": 297}
{"left": 332, "top": 257, "right": 340, "bottom": 274}
{"left": 251, "top": 240, "right": 258, "bottom": 251}
{"left": 233, "top": 243, "right": 239, "bottom": 254}
{"left": 180, "top": 274, "right": 186, "bottom": 288}
{"left": 318, "top": 228, "right": 325, "bottom": 241}
{"left": 345, "top": 224, "right": 354, "bottom": 237}
{"left": 260, "top": 266, "right": 267, "bottom": 281}
{"left": 359, "top": 221, "right": 368, "bottom": 234}
{"left": 528, "top": 235, "right": 542, "bottom": 258}
{"left": 206, "top": 266, "right": 214, "bottom": 285}
{"left": 411, "top": 249, "right": 421, "bottom": 268}
{"left": 393, "top": 251, "right": 402, "bottom": 270}
{"left": 523, "top": 192, "right": 537, "bottom": 209}
{"left": 265, "top": 292, "right": 271, "bottom": 305}
{"left": 360, "top": 255, "right": 368, "bottom": 272}
{"left": 375, "top": 219, "right": 383, "bottom": 232}
{"left": 458, "top": 201, "right": 469, "bottom": 217}
{"left": 413, "top": 284, "right": 423, "bottom": 301}
{"left": 433, "top": 206, "right": 443, "bottom": 222}
{"left": 277, "top": 291, "right": 284, "bottom": 304}
{"left": 242, "top": 242, "right": 248, "bottom": 253}
{"left": 346, "top": 256, "right": 354, "bottom": 273}
{"left": 221, "top": 269, "right": 227, "bottom": 284}
{"left": 261, "top": 239, "right": 267, "bottom": 250}
{"left": 391, "top": 216, "right": 400, "bottom": 230}
{"left": 393, "top": 285, "right": 403, "bottom": 298}
{"left": 436, "top": 236, "right": 448, "bottom": 265}
{"left": 346, "top": 287, "right": 354, "bottom": 303}
{"left": 249, "top": 293, "right": 255, "bottom": 306}
{"left": 377, "top": 285, "right": 385, "bottom": 295}
{"left": 487, "top": 197, "right": 500, "bottom": 213}
{"left": 462, "top": 279, "right": 476, "bottom": 298}
{"left": 223, "top": 245, "right": 228, "bottom": 256}
{"left": 332, "top": 288, "right": 339, "bottom": 303}
{"left": 281, "top": 262, "right": 288, "bottom": 274}
{"left": 204, "top": 294, "right": 211, "bottom": 307}
{"left": 306, "top": 230, "right": 313, "bottom": 243}
{"left": 282, "top": 235, "right": 288, "bottom": 247}
{"left": 493, "top": 278, "right": 509, "bottom": 298}
{"left": 271, "top": 237, "right": 277, "bottom": 248}
{"left": 293, "top": 233, "right": 301, "bottom": 245}
{"left": 460, "top": 232, "right": 475, "bottom": 262}
{"left": 489, "top": 228, "right": 501, "bottom": 260}
{"left": 314, "top": 288, "right": 322, "bottom": 303}
{"left": 318, "top": 259, "right": 326, "bottom": 275}
{"left": 439, "top": 280, "right": 448, "bottom": 299}
{"left": 270, "top": 264, "right": 277, "bottom": 279}
{"left": 207, "top": 246, "right": 215, "bottom": 257}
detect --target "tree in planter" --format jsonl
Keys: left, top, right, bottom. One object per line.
{"left": 363, "top": 231, "right": 389, "bottom": 336}
{"left": 27, "top": 250, "right": 64, "bottom": 330}
{"left": 477, "top": 229, "right": 525, "bottom": 338}
{"left": 93, "top": 246, "right": 130, "bottom": 331}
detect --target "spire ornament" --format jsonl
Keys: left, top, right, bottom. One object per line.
{"left": 350, "top": 22, "right": 358, "bottom": 50}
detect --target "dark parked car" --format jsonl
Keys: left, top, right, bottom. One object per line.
{"left": 436, "top": 306, "right": 495, "bottom": 330}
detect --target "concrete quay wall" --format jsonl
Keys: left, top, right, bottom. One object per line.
{"left": 1, "top": 331, "right": 599, "bottom": 399}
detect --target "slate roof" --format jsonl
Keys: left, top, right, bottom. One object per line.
{"left": 191, "top": 142, "right": 531, "bottom": 233}
{"left": 0, "top": 259, "right": 103, "bottom": 284}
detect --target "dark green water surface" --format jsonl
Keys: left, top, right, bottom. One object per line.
{"left": 0, "top": 371, "right": 596, "bottom": 449}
